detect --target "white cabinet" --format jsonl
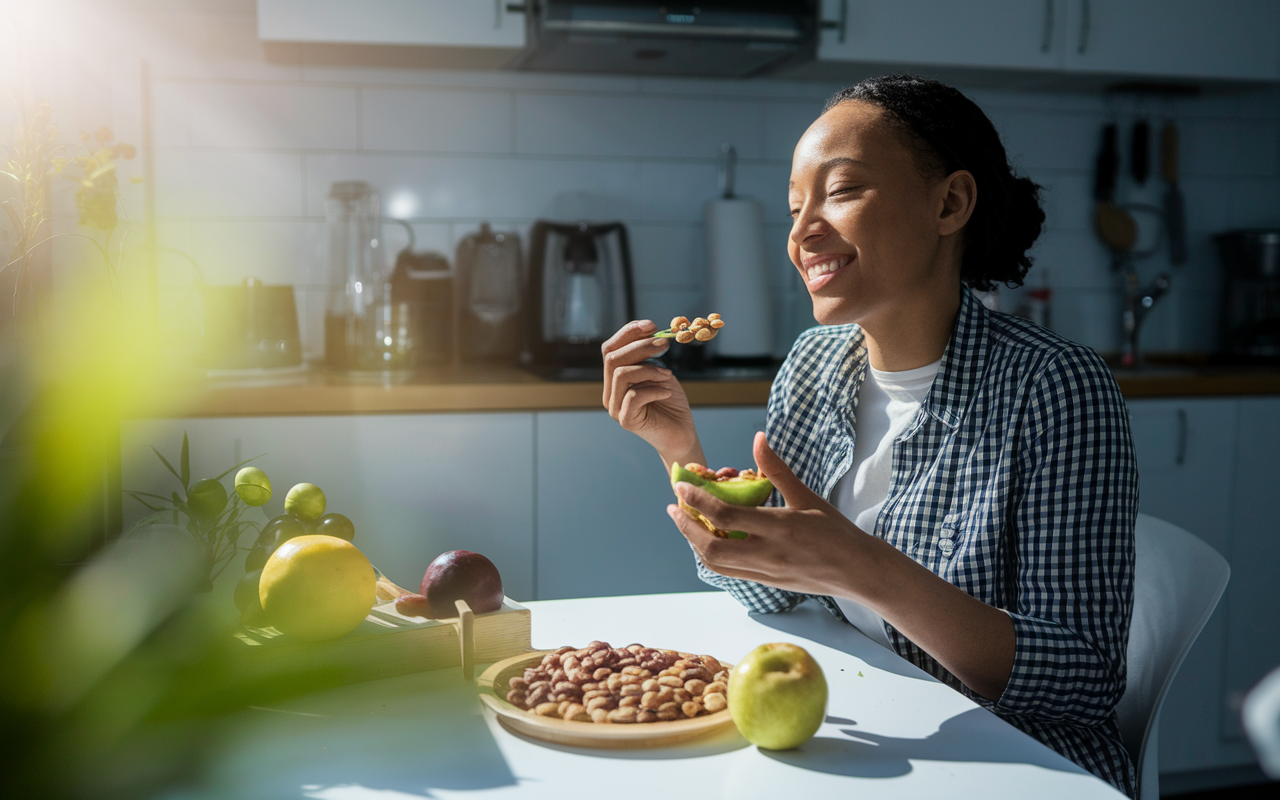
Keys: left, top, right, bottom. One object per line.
{"left": 1222, "top": 398, "right": 1280, "bottom": 740}
{"left": 1127, "top": 398, "right": 1257, "bottom": 775}
{"left": 819, "top": 0, "right": 1065, "bottom": 72}
{"left": 534, "top": 407, "right": 766, "bottom": 601}
{"left": 258, "top": 0, "right": 526, "bottom": 49}
{"left": 1062, "top": 0, "right": 1280, "bottom": 82}
{"left": 816, "top": 0, "right": 1280, "bottom": 83}
{"left": 120, "top": 414, "right": 537, "bottom": 602}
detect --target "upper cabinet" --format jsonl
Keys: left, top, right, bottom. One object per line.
{"left": 258, "top": 0, "right": 526, "bottom": 49}
{"left": 815, "top": 0, "right": 1280, "bottom": 83}
{"left": 818, "top": 0, "right": 1065, "bottom": 72}
{"left": 1061, "top": 0, "right": 1280, "bottom": 81}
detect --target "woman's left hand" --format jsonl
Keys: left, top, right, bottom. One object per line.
{"left": 668, "top": 432, "right": 878, "bottom": 601}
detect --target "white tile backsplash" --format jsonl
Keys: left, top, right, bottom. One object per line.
{"left": 361, "top": 88, "right": 514, "bottom": 154}
{"left": 121, "top": 3, "right": 1280, "bottom": 358}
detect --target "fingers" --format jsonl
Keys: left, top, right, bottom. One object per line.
{"left": 673, "top": 483, "right": 770, "bottom": 539}
{"left": 617, "top": 382, "right": 674, "bottom": 429}
{"left": 752, "top": 431, "right": 823, "bottom": 510}
{"left": 601, "top": 320, "right": 667, "bottom": 409}
{"left": 665, "top": 504, "right": 779, "bottom": 585}
{"left": 608, "top": 363, "right": 675, "bottom": 421}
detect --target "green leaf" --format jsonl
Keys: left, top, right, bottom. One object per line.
{"left": 213, "top": 453, "right": 265, "bottom": 482}
{"left": 1, "top": 200, "right": 23, "bottom": 239}
{"left": 180, "top": 432, "right": 190, "bottom": 490}
{"left": 152, "top": 446, "right": 181, "bottom": 483}
{"left": 125, "top": 492, "right": 165, "bottom": 512}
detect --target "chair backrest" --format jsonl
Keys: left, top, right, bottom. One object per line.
{"left": 1117, "top": 514, "right": 1230, "bottom": 798}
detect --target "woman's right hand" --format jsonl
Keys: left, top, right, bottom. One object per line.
{"left": 601, "top": 320, "right": 703, "bottom": 468}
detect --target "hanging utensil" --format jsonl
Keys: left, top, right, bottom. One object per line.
{"left": 1131, "top": 117, "right": 1150, "bottom": 185}
{"left": 1163, "top": 120, "right": 1189, "bottom": 264}
{"left": 1094, "top": 123, "right": 1137, "bottom": 256}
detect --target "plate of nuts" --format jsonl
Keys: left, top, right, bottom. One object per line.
{"left": 476, "top": 642, "right": 737, "bottom": 749}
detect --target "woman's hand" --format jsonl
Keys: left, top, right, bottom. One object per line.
{"left": 601, "top": 320, "right": 704, "bottom": 468}
{"left": 671, "top": 431, "right": 1016, "bottom": 702}
{"left": 669, "top": 431, "right": 872, "bottom": 599}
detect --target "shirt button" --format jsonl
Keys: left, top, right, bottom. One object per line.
{"left": 939, "top": 540, "right": 955, "bottom": 557}
{"left": 939, "top": 527, "right": 954, "bottom": 540}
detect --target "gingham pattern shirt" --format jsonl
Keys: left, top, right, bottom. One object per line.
{"left": 697, "top": 289, "right": 1138, "bottom": 797}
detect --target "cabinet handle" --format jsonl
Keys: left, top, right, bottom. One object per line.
{"left": 1077, "top": 0, "right": 1091, "bottom": 54}
{"left": 1040, "top": 0, "right": 1054, "bottom": 53}
{"left": 1175, "top": 408, "right": 1187, "bottom": 466}
{"left": 819, "top": 0, "right": 849, "bottom": 44}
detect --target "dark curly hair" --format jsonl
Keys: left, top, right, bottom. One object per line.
{"left": 823, "top": 75, "right": 1045, "bottom": 291}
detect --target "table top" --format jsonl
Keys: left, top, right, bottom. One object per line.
{"left": 192, "top": 592, "right": 1124, "bottom": 799}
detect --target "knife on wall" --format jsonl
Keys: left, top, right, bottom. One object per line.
{"left": 1163, "top": 121, "right": 1189, "bottom": 264}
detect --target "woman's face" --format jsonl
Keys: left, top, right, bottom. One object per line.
{"left": 787, "top": 101, "right": 961, "bottom": 326}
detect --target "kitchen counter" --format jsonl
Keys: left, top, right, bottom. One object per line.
{"left": 168, "top": 363, "right": 1280, "bottom": 417}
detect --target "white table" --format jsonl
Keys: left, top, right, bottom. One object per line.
{"left": 189, "top": 592, "right": 1125, "bottom": 799}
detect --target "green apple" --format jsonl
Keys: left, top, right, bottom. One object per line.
{"left": 728, "top": 642, "right": 827, "bottom": 749}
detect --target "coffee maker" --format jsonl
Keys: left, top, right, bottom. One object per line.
{"left": 1215, "top": 230, "right": 1280, "bottom": 363}
{"left": 526, "top": 221, "right": 635, "bottom": 379}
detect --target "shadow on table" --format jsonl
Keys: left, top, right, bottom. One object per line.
{"left": 749, "top": 600, "right": 933, "bottom": 680}
{"left": 765, "top": 708, "right": 1087, "bottom": 779}
{"left": 195, "top": 670, "right": 517, "bottom": 799}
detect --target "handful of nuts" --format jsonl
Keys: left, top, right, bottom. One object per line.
{"left": 653, "top": 313, "right": 724, "bottom": 344}
{"left": 505, "top": 642, "right": 729, "bottom": 724}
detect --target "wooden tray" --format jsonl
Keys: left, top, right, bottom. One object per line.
{"left": 234, "top": 596, "right": 531, "bottom": 686}
{"left": 477, "top": 650, "right": 737, "bottom": 749}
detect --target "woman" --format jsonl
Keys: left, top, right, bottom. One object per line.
{"left": 601, "top": 75, "right": 1137, "bottom": 796}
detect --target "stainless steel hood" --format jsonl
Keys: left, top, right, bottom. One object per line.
{"left": 512, "top": 1, "right": 818, "bottom": 78}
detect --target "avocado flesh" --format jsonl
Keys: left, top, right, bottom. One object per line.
{"left": 670, "top": 462, "right": 773, "bottom": 539}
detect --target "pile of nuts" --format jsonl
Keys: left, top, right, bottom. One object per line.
{"left": 684, "top": 463, "right": 761, "bottom": 481}
{"left": 670, "top": 313, "right": 724, "bottom": 343}
{"left": 505, "top": 642, "right": 730, "bottom": 724}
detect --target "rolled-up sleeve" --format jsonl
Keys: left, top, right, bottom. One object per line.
{"left": 994, "top": 348, "right": 1137, "bottom": 724}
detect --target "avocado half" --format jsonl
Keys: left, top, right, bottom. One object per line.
{"left": 670, "top": 462, "right": 773, "bottom": 539}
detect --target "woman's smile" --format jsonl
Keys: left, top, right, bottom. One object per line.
{"left": 800, "top": 253, "right": 853, "bottom": 291}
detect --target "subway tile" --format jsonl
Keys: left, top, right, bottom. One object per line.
{"left": 153, "top": 219, "right": 196, "bottom": 286}
{"left": 1182, "top": 118, "right": 1278, "bottom": 178}
{"left": 302, "top": 64, "right": 643, "bottom": 95}
{"left": 189, "top": 219, "right": 315, "bottom": 286}
{"left": 152, "top": 82, "right": 359, "bottom": 149}
{"left": 1034, "top": 170, "right": 1093, "bottom": 232}
{"left": 305, "top": 153, "right": 642, "bottom": 221}
{"left": 635, "top": 286, "right": 705, "bottom": 327}
{"left": 988, "top": 109, "right": 1101, "bottom": 172}
{"left": 515, "top": 93, "right": 766, "bottom": 159}
{"left": 1050, "top": 288, "right": 1123, "bottom": 354}
{"left": 362, "top": 88, "right": 513, "bottom": 154}
{"left": 1026, "top": 229, "right": 1114, "bottom": 291}
{"left": 126, "top": 10, "right": 302, "bottom": 81}
{"left": 765, "top": 100, "right": 823, "bottom": 161}
{"left": 153, "top": 151, "right": 304, "bottom": 217}
{"left": 637, "top": 162, "right": 720, "bottom": 222}
{"left": 734, "top": 162, "right": 793, "bottom": 223}
{"left": 637, "top": 75, "right": 838, "bottom": 101}
{"left": 628, "top": 223, "right": 704, "bottom": 288}
{"left": 1230, "top": 178, "right": 1280, "bottom": 228}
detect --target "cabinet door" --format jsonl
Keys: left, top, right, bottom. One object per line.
{"left": 1127, "top": 399, "right": 1254, "bottom": 773}
{"left": 535, "top": 407, "right": 766, "bottom": 601}
{"left": 121, "top": 414, "right": 536, "bottom": 601}
{"left": 258, "top": 0, "right": 526, "bottom": 48}
{"left": 1063, "top": 0, "right": 1280, "bottom": 81}
{"left": 1222, "top": 398, "right": 1280, "bottom": 740}
{"left": 818, "top": 0, "right": 1064, "bottom": 71}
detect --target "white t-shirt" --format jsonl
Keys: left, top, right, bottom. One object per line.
{"left": 831, "top": 358, "right": 942, "bottom": 649}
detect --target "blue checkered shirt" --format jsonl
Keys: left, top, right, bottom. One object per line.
{"left": 697, "top": 289, "right": 1137, "bottom": 796}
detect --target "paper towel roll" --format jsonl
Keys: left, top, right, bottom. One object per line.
{"left": 705, "top": 198, "right": 775, "bottom": 358}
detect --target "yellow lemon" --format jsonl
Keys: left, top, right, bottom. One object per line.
{"left": 259, "top": 535, "right": 375, "bottom": 642}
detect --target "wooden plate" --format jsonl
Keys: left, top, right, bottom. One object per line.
{"left": 477, "top": 650, "right": 736, "bottom": 749}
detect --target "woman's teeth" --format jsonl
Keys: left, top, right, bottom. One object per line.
{"left": 805, "top": 258, "right": 847, "bottom": 282}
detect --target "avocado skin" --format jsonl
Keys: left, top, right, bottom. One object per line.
{"left": 670, "top": 463, "right": 773, "bottom": 539}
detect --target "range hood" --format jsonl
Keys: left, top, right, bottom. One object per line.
{"left": 513, "top": 1, "right": 818, "bottom": 78}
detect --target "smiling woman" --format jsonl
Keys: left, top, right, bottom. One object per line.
{"left": 601, "top": 75, "right": 1137, "bottom": 798}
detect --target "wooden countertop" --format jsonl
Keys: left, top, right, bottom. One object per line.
{"left": 169, "top": 363, "right": 1280, "bottom": 417}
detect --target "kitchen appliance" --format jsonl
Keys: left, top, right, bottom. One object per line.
{"left": 514, "top": 1, "right": 818, "bottom": 78}
{"left": 323, "top": 181, "right": 384, "bottom": 371}
{"left": 454, "top": 223, "right": 525, "bottom": 364}
{"left": 527, "top": 221, "right": 635, "bottom": 378}
{"left": 200, "top": 277, "right": 302, "bottom": 369}
{"left": 388, "top": 220, "right": 452, "bottom": 369}
{"left": 1215, "top": 229, "right": 1280, "bottom": 363}
{"left": 705, "top": 144, "right": 774, "bottom": 362}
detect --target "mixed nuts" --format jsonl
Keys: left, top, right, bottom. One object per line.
{"left": 653, "top": 313, "right": 725, "bottom": 344}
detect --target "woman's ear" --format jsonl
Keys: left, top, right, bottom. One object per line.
{"left": 938, "top": 169, "right": 977, "bottom": 237}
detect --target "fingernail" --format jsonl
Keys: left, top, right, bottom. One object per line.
{"left": 637, "top": 320, "right": 656, "bottom": 332}
{"left": 652, "top": 338, "right": 668, "bottom": 347}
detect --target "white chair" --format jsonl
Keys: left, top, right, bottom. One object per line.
{"left": 1116, "top": 513, "right": 1230, "bottom": 800}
